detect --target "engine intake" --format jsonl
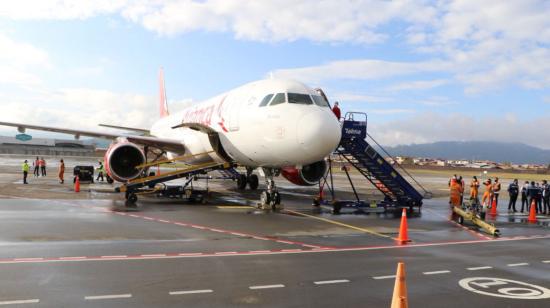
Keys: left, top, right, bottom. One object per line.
{"left": 104, "top": 142, "right": 146, "bottom": 182}
{"left": 281, "top": 160, "right": 328, "bottom": 186}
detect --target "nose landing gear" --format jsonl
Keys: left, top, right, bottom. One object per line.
{"left": 259, "top": 168, "right": 282, "bottom": 211}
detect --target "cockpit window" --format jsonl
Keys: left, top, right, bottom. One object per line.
{"left": 312, "top": 95, "right": 330, "bottom": 107}
{"left": 269, "top": 93, "right": 286, "bottom": 106}
{"left": 288, "top": 93, "right": 313, "bottom": 105}
{"left": 259, "top": 94, "right": 274, "bottom": 107}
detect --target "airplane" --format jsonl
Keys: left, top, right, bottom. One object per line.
{"left": 0, "top": 69, "right": 342, "bottom": 207}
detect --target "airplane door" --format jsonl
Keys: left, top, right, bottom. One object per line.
{"left": 226, "top": 97, "right": 241, "bottom": 132}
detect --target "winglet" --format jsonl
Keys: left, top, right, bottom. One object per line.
{"left": 159, "top": 67, "right": 169, "bottom": 118}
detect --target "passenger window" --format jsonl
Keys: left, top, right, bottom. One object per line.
{"left": 269, "top": 93, "right": 286, "bottom": 106}
{"left": 312, "top": 95, "right": 330, "bottom": 107}
{"left": 288, "top": 93, "right": 313, "bottom": 105}
{"left": 259, "top": 94, "right": 274, "bottom": 107}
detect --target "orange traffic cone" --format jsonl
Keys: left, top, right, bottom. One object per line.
{"left": 489, "top": 198, "right": 497, "bottom": 216}
{"left": 74, "top": 175, "right": 80, "bottom": 193}
{"left": 391, "top": 262, "right": 408, "bottom": 308}
{"left": 396, "top": 208, "right": 410, "bottom": 244}
{"left": 528, "top": 199, "right": 537, "bottom": 223}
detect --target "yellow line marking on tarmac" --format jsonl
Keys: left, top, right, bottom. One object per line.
{"left": 283, "top": 209, "right": 392, "bottom": 239}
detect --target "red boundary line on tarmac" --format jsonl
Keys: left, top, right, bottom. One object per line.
{"left": 0, "top": 234, "right": 548, "bottom": 264}
{"left": 107, "top": 210, "right": 333, "bottom": 250}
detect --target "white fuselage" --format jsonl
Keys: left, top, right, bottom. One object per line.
{"left": 150, "top": 79, "right": 341, "bottom": 168}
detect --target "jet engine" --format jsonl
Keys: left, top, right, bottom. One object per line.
{"left": 281, "top": 160, "right": 328, "bottom": 186}
{"left": 104, "top": 141, "right": 146, "bottom": 182}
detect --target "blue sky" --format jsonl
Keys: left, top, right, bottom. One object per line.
{"left": 0, "top": 1, "right": 549, "bottom": 147}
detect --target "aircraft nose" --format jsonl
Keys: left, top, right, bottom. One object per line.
{"left": 297, "top": 110, "right": 342, "bottom": 158}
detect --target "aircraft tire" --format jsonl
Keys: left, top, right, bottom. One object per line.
{"left": 247, "top": 174, "right": 259, "bottom": 190}
{"left": 237, "top": 174, "right": 247, "bottom": 190}
{"left": 260, "top": 191, "right": 271, "bottom": 205}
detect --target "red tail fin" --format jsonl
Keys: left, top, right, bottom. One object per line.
{"left": 159, "top": 67, "right": 169, "bottom": 118}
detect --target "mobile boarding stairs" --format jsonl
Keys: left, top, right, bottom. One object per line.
{"left": 318, "top": 112, "right": 431, "bottom": 214}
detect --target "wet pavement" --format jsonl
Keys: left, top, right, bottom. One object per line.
{"left": 0, "top": 173, "right": 549, "bottom": 307}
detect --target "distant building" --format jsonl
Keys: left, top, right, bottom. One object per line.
{"left": 0, "top": 136, "right": 96, "bottom": 156}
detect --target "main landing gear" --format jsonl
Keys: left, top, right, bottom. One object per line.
{"left": 259, "top": 168, "right": 281, "bottom": 211}
{"left": 236, "top": 167, "right": 259, "bottom": 190}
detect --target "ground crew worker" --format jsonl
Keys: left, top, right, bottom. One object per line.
{"left": 22, "top": 160, "right": 29, "bottom": 184}
{"left": 39, "top": 157, "right": 46, "bottom": 177}
{"left": 481, "top": 179, "right": 493, "bottom": 208}
{"left": 33, "top": 156, "right": 40, "bottom": 177}
{"left": 542, "top": 180, "right": 549, "bottom": 215}
{"left": 96, "top": 161, "right": 105, "bottom": 182}
{"left": 458, "top": 176, "right": 465, "bottom": 205}
{"left": 507, "top": 179, "right": 519, "bottom": 212}
{"left": 492, "top": 177, "right": 501, "bottom": 207}
{"left": 521, "top": 181, "right": 529, "bottom": 212}
{"left": 470, "top": 176, "right": 480, "bottom": 205}
{"left": 58, "top": 159, "right": 65, "bottom": 184}
{"left": 528, "top": 181, "right": 538, "bottom": 213}
{"left": 332, "top": 101, "right": 341, "bottom": 120}
{"left": 449, "top": 178, "right": 462, "bottom": 207}
{"left": 536, "top": 182, "right": 543, "bottom": 213}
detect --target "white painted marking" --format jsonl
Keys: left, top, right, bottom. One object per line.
{"left": 13, "top": 258, "right": 43, "bottom": 261}
{"left": 372, "top": 275, "right": 396, "bottom": 280}
{"left": 214, "top": 251, "right": 237, "bottom": 255}
{"left": 0, "top": 299, "right": 39, "bottom": 305}
{"left": 101, "top": 255, "right": 128, "bottom": 258}
{"left": 314, "top": 279, "right": 350, "bottom": 285}
{"left": 543, "top": 260, "right": 550, "bottom": 264}
{"left": 169, "top": 289, "right": 213, "bottom": 295}
{"left": 303, "top": 244, "right": 322, "bottom": 249}
{"left": 231, "top": 232, "right": 246, "bottom": 236}
{"left": 460, "top": 277, "right": 550, "bottom": 299}
{"left": 178, "top": 253, "right": 203, "bottom": 256}
{"left": 191, "top": 225, "right": 205, "bottom": 229}
{"left": 507, "top": 263, "right": 529, "bottom": 267}
{"left": 140, "top": 254, "right": 166, "bottom": 257}
{"left": 281, "top": 249, "right": 302, "bottom": 252}
{"left": 84, "top": 294, "right": 132, "bottom": 300}
{"left": 276, "top": 240, "right": 294, "bottom": 245}
{"left": 143, "top": 217, "right": 154, "bottom": 220}
{"left": 249, "top": 284, "right": 285, "bottom": 290}
{"left": 210, "top": 229, "right": 224, "bottom": 232}
{"left": 423, "top": 270, "right": 451, "bottom": 275}
{"left": 158, "top": 219, "right": 169, "bottom": 223}
{"left": 467, "top": 266, "right": 493, "bottom": 271}
{"left": 249, "top": 250, "right": 271, "bottom": 253}
{"left": 174, "top": 222, "right": 187, "bottom": 226}
{"left": 59, "top": 256, "right": 86, "bottom": 260}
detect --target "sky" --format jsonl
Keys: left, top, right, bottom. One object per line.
{"left": 0, "top": 0, "right": 549, "bottom": 147}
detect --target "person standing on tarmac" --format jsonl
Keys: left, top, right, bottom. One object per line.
{"left": 58, "top": 159, "right": 65, "bottom": 184}
{"left": 22, "top": 160, "right": 30, "bottom": 184}
{"left": 33, "top": 156, "right": 40, "bottom": 177}
{"left": 458, "top": 176, "right": 465, "bottom": 205}
{"left": 507, "top": 179, "right": 519, "bottom": 212}
{"left": 96, "top": 161, "right": 105, "bottom": 182}
{"left": 41, "top": 157, "right": 47, "bottom": 177}
{"left": 481, "top": 179, "right": 493, "bottom": 209}
{"left": 469, "top": 176, "right": 480, "bottom": 205}
{"left": 449, "top": 178, "right": 462, "bottom": 207}
{"left": 542, "top": 180, "right": 549, "bottom": 215}
{"left": 527, "top": 181, "right": 538, "bottom": 213}
{"left": 536, "top": 182, "right": 543, "bottom": 213}
{"left": 332, "top": 101, "right": 341, "bottom": 120}
{"left": 521, "top": 181, "right": 529, "bottom": 213}
{"left": 492, "top": 177, "right": 501, "bottom": 206}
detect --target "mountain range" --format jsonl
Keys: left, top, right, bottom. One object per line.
{"left": 383, "top": 141, "right": 550, "bottom": 165}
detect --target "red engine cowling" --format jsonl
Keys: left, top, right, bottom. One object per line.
{"left": 281, "top": 160, "right": 328, "bottom": 186}
{"left": 104, "top": 141, "right": 146, "bottom": 182}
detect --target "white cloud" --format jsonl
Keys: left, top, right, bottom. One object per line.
{"left": 0, "top": 0, "right": 127, "bottom": 20}
{"left": 385, "top": 79, "right": 449, "bottom": 91}
{"left": 372, "top": 112, "right": 550, "bottom": 149}
{"left": 332, "top": 93, "right": 394, "bottom": 103}
{"left": 273, "top": 59, "right": 450, "bottom": 83}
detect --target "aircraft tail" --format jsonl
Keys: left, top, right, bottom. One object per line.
{"left": 159, "top": 67, "right": 169, "bottom": 118}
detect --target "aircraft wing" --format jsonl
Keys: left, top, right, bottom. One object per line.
{"left": 0, "top": 121, "right": 185, "bottom": 153}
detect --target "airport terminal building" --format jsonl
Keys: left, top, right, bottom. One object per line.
{"left": 0, "top": 136, "right": 96, "bottom": 157}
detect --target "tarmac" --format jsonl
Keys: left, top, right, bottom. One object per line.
{"left": 0, "top": 163, "right": 549, "bottom": 307}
